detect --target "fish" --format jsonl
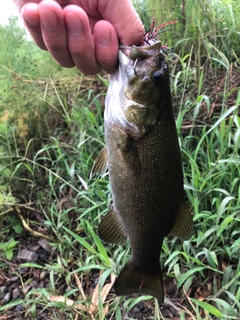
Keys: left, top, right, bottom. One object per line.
{"left": 91, "top": 41, "right": 193, "bottom": 304}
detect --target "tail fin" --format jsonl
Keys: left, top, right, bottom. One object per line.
{"left": 114, "top": 262, "right": 164, "bottom": 303}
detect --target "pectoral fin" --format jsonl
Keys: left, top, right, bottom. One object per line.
{"left": 111, "top": 126, "right": 141, "bottom": 174}
{"left": 98, "top": 205, "right": 127, "bottom": 245}
{"left": 169, "top": 202, "right": 193, "bottom": 240}
{"left": 90, "top": 147, "right": 108, "bottom": 178}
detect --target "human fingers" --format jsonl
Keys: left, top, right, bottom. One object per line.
{"left": 38, "top": 0, "right": 74, "bottom": 68}
{"left": 20, "top": 3, "right": 47, "bottom": 50}
{"left": 63, "top": 5, "right": 101, "bottom": 75}
{"left": 13, "top": 0, "right": 69, "bottom": 10}
{"left": 13, "top": 0, "right": 40, "bottom": 12}
{"left": 94, "top": 20, "right": 118, "bottom": 74}
{"left": 101, "top": 0, "right": 144, "bottom": 46}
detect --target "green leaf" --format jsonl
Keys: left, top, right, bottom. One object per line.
{"left": 123, "top": 295, "right": 152, "bottom": 312}
{"left": 63, "top": 226, "right": 97, "bottom": 255}
{"left": 71, "top": 264, "right": 106, "bottom": 273}
{"left": 7, "top": 240, "right": 19, "bottom": 249}
{"left": 0, "top": 243, "right": 6, "bottom": 250}
{"left": 177, "top": 267, "right": 206, "bottom": 288}
{"left": 6, "top": 249, "right": 13, "bottom": 260}
{"left": 213, "top": 297, "right": 238, "bottom": 316}
{"left": 26, "top": 287, "right": 50, "bottom": 299}
{"left": 20, "top": 262, "right": 45, "bottom": 268}
{"left": 191, "top": 298, "right": 222, "bottom": 317}
{"left": 13, "top": 223, "right": 23, "bottom": 234}
{"left": 97, "top": 74, "right": 109, "bottom": 87}
{"left": 85, "top": 221, "right": 111, "bottom": 267}
{"left": 202, "top": 248, "right": 218, "bottom": 268}
{"left": 0, "top": 299, "right": 23, "bottom": 311}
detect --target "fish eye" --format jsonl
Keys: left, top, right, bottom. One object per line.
{"left": 152, "top": 70, "right": 163, "bottom": 83}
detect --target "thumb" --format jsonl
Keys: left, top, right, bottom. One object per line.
{"left": 100, "top": 0, "right": 144, "bottom": 46}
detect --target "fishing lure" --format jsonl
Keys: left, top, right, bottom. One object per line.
{"left": 119, "top": 19, "right": 178, "bottom": 75}
{"left": 143, "top": 18, "right": 178, "bottom": 45}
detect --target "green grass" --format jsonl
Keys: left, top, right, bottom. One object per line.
{"left": 133, "top": 0, "right": 240, "bottom": 67}
{"left": 1, "top": 85, "right": 239, "bottom": 319}
{"left": 1, "top": 1, "right": 240, "bottom": 319}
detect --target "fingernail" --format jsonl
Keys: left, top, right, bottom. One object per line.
{"left": 21, "top": 7, "right": 39, "bottom": 26}
{"left": 41, "top": 8, "right": 59, "bottom": 31}
{"left": 96, "top": 27, "right": 111, "bottom": 46}
{"left": 65, "top": 13, "right": 83, "bottom": 37}
{"left": 23, "top": 15, "right": 39, "bottom": 27}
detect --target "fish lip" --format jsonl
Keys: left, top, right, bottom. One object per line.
{"left": 118, "top": 40, "right": 162, "bottom": 66}
{"left": 119, "top": 41, "right": 162, "bottom": 62}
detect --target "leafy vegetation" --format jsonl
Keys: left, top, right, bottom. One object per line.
{"left": 0, "top": 1, "right": 240, "bottom": 319}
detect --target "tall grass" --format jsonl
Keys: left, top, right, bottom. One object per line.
{"left": 1, "top": 78, "right": 239, "bottom": 318}
{"left": 133, "top": 0, "right": 240, "bottom": 69}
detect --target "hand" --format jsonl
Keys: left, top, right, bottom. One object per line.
{"left": 13, "top": 0, "right": 144, "bottom": 75}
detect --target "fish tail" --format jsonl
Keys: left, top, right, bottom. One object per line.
{"left": 114, "top": 262, "right": 164, "bottom": 303}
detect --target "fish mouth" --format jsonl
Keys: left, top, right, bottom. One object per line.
{"left": 118, "top": 41, "right": 163, "bottom": 78}
{"left": 119, "top": 41, "right": 162, "bottom": 62}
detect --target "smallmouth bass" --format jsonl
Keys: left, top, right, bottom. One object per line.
{"left": 91, "top": 41, "right": 193, "bottom": 303}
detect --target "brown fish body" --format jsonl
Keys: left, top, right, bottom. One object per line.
{"left": 91, "top": 42, "right": 193, "bottom": 303}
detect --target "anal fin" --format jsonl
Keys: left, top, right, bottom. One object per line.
{"left": 98, "top": 205, "right": 127, "bottom": 245}
{"left": 169, "top": 202, "right": 193, "bottom": 240}
{"left": 90, "top": 147, "right": 108, "bottom": 178}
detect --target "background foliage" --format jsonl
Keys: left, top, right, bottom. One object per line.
{"left": 0, "top": 1, "right": 240, "bottom": 319}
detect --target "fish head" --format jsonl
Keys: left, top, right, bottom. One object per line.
{"left": 105, "top": 41, "right": 171, "bottom": 137}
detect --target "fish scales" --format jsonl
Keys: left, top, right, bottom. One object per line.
{"left": 106, "top": 119, "right": 183, "bottom": 240}
{"left": 91, "top": 41, "right": 193, "bottom": 303}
